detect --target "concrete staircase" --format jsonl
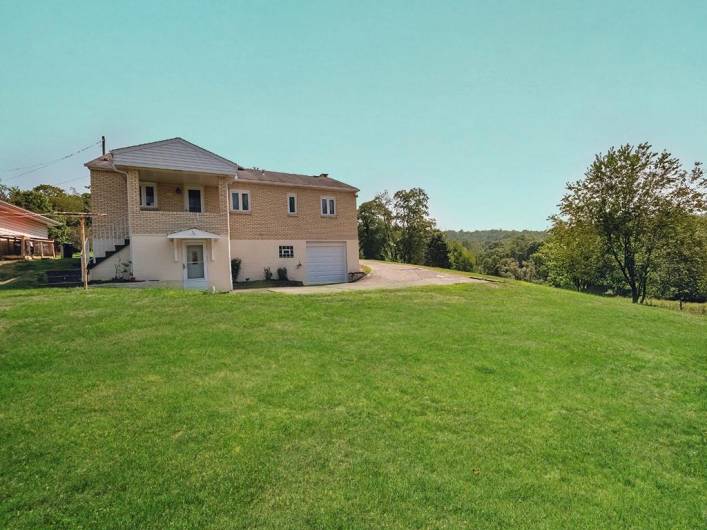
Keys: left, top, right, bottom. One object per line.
{"left": 89, "top": 239, "right": 130, "bottom": 271}
{"left": 45, "top": 266, "right": 82, "bottom": 287}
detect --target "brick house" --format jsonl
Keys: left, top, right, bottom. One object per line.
{"left": 86, "top": 138, "right": 359, "bottom": 290}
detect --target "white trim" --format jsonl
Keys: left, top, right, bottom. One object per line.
{"left": 287, "top": 193, "right": 298, "bottom": 215}
{"left": 320, "top": 196, "right": 336, "bottom": 217}
{"left": 139, "top": 181, "right": 158, "bottom": 209}
{"left": 230, "top": 189, "right": 251, "bottom": 213}
{"left": 184, "top": 186, "right": 205, "bottom": 213}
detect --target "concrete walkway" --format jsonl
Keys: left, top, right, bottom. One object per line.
{"left": 267, "top": 260, "right": 487, "bottom": 294}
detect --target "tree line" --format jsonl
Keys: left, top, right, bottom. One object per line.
{"left": 359, "top": 143, "right": 707, "bottom": 306}
{"left": 358, "top": 188, "right": 476, "bottom": 271}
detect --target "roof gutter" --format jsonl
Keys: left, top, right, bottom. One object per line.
{"left": 109, "top": 156, "right": 129, "bottom": 180}
{"left": 233, "top": 178, "right": 359, "bottom": 193}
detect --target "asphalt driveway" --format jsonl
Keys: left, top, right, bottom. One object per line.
{"left": 268, "top": 260, "right": 487, "bottom": 294}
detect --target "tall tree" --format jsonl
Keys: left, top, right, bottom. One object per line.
{"left": 5, "top": 188, "right": 52, "bottom": 213}
{"left": 358, "top": 192, "right": 395, "bottom": 260}
{"left": 651, "top": 215, "right": 707, "bottom": 307}
{"left": 559, "top": 143, "right": 706, "bottom": 303}
{"left": 393, "top": 187, "right": 434, "bottom": 264}
{"left": 448, "top": 240, "right": 476, "bottom": 272}
{"left": 425, "top": 230, "right": 451, "bottom": 268}
{"left": 538, "top": 219, "right": 617, "bottom": 292}
{"left": 33, "top": 184, "right": 88, "bottom": 213}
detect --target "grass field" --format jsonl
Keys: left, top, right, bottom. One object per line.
{"left": 1, "top": 279, "right": 705, "bottom": 528}
{"left": 0, "top": 259, "right": 79, "bottom": 289}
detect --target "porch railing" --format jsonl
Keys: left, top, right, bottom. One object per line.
{"left": 90, "top": 217, "right": 129, "bottom": 259}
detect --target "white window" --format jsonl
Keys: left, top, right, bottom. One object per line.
{"left": 279, "top": 245, "right": 294, "bottom": 258}
{"left": 321, "top": 196, "right": 336, "bottom": 216}
{"left": 139, "top": 182, "right": 157, "bottom": 208}
{"left": 287, "top": 193, "right": 297, "bottom": 215}
{"left": 231, "top": 190, "right": 251, "bottom": 212}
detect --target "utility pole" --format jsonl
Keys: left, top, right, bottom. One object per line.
{"left": 53, "top": 212, "right": 106, "bottom": 291}
{"left": 101, "top": 135, "right": 106, "bottom": 155}
{"left": 79, "top": 215, "right": 87, "bottom": 289}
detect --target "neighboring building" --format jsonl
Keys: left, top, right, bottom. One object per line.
{"left": 86, "top": 137, "right": 360, "bottom": 291}
{"left": 0, "top": 199, "right": 59, "bottom": 258}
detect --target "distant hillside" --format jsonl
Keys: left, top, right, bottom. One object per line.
{"left": 445, "top": 229, "right": 547, "bottom": 248}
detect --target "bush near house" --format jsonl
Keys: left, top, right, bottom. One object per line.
{"left": 230, "top": 258, "right": 241, "bottom": 283}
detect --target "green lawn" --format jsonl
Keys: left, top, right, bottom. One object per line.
{"left": 0, "top": 280, "right": 705, "bottom": 529}
{"left": 0, "top": 258, "right": 79, "bottom": 289}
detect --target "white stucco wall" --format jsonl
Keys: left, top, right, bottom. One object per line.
{"left": 130, "top": 234, "right": 232, "bottom": 291}
{"left": 91, "top": 237, "right": 357, "bottom": 290}
{"left": 230, "top": 239, "right": 359, "bottom": 283}
{"left": 89, "top": 246, "right": 131, "bottom": 282}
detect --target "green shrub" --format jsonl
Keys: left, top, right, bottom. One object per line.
{"left": 264, "top": 266, "right": 273, "bottom": 281}
{"left": 231, "top": 258, "right": 241, "bottom": 283}
{"left": 277, "top": 267, "right": 288, "bottom": 281}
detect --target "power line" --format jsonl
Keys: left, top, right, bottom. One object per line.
{"left": 2, "top": 140, "right": 100, "bottom": 174}
{"left": 1, "top": 140, "right": 101, "bottom": 183}
{"left": 54, "top": 175, "right": 90, "bottom": 187}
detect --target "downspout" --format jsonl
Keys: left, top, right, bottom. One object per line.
{"left": 225, "top": 170, "right": 237, "bottom": 290}
{"left": 109, "top": 158, "right": 130, "bottom": 239}
{"left": 109, "top": 159, "right": 134, "bottom": 275}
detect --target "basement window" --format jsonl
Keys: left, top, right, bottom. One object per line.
{"left": 139, "top": 182, "right": 157, "bottom": 209}
{"left": 279, "top": 245, "right": 294, "bottom": 258}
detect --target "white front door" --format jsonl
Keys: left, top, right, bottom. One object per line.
{"left": 184, "top": 243, "right": 207, "bottom": 288}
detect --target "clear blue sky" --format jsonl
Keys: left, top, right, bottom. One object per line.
{"left": 1, "top": 1, "right": 705, "bottom": 230}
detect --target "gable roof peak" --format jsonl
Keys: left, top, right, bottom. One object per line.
{"left": 107, "top": 137, "right": 240, "bottom": 175}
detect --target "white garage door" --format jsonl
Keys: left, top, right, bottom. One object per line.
{"left": 306, "top": 242, "right": 347, "bottom": 284}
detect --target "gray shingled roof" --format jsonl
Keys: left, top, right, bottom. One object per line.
{"left": 236, "top": 168, "right": 358, "bottom": 192}
{"left": 85, "top": 138, "right": 357, "bottom": 191}
{"left": 102, "top": 137, "right": 240, "bottom": 175}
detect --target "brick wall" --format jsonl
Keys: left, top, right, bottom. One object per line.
{"left": 147, "top": 181, "right": 220, "bottom": 213}
{"left": 229, "top": 182, "right": 358, "bottom": 240}
{"left": 128, "top": 171, "right": 231, "bottom": 236}
{"left": 90, "top": 169, "right": 356, "bottom": 241}
{"left": 90, "top": 169, "right": 128, "bottom": 238}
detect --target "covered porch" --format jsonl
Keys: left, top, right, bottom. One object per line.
{"left": 125, "top": 167, "right": 232, "bottom": 238}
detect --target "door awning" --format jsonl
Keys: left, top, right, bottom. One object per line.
{"left": 167, "top": 228, "right": 220, "bottom": 240}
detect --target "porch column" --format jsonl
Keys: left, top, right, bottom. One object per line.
{"left": 220, "top": 175, "right": 233, "bottom": 290}
{"left": 125, "top": 169, "right": 141, "bottom": 233}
